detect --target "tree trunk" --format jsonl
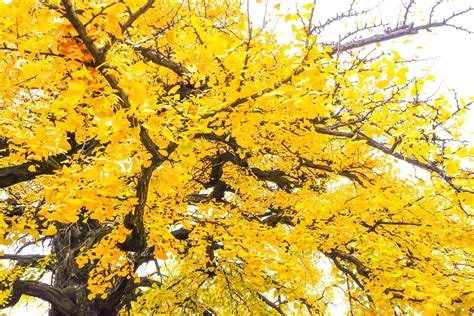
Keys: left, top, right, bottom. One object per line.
{"left": 48, "top": 299, "right": 117, "bottom": 316}
{"left": 48, "top": 222, "right": 119, "bottom": 316}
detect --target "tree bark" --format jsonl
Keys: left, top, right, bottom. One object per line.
{"left": 48, "top": 222, "right": 118, "bottom": 316}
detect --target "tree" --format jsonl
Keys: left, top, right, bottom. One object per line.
{"left": 0, "top": 0, "right": 472, "bottom": 314}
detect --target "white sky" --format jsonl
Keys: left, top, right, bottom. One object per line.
{"left": 251, "top": 0, "right": 474, "bottom": 135}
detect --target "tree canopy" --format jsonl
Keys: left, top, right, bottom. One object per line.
{"left": 0, "top": 0, "right": 473, "bottom": 314}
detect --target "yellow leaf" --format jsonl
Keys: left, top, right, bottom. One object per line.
{"left": 44, "top": 224, "right": 57, "bottom": 236}
{"left": 168, "top": 85, "right": 180, "bottom": 95}
{"left": 162, "top": 127, "right": 177, "bottom": 142}
{"left": 155, "top": 248, "right": 167, "bottom": 259}
{"left": 458, "top": 147, "right": 467, "bottom": 158}
{"left": 66, "top": 198, "right": 83, "bottom": 206}
{"left": 62, "top": 211, "right": 79, "bottom": 223}
{"left": 446, "top": 161, "right": 460, "bottom": 174}
{"left": 165, "top": 29, "right": 175, "bottom": 43}
{"left": 376, "top": 80, "right": 390, "bottom": 89}
{"left": 59, "top": 137, "right": 72, "bottom": 151}
{"left": 27, "top": 164, "right": 37, "bottom": 172}
{"left": 177, "top": 142, "right": 193, "bottom": 154}
{"left": 284, "top": 14, "right": 299, "bottom": 22}
{"left": 324, "top": 46, "right": 333, "bottom": 53}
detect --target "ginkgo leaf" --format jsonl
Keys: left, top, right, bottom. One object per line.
{"left": 44, "top": 224, "right": 57, "bottom": 236}
{"left": 162, "top": 127, "right": 177, "bottom": 142}
{"left": 457, "top": 147, "right": 468, "bottom": 158}
{"left": 168, "top": 85, "right": 181, "bottom": 95}
{"left": 446, "top": 161, "right": 460, "bottom": 174}
{"left": 142, "top": 159, "right": 152, "bottom": 168}
{"left": 284, "top": 14, "right": 299, "bottom": 22}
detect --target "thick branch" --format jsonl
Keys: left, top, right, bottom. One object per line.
{"left": 198, "top": 134, "right": 364, "bottom": 189}
{"left": 332, "top": 16, "right": 472, "bottom": 54}
{"left": 60, "top": 0, "right": 104, "bottom": 66}
{"left": 123, "top": 160, "right": 159, "bottom": 252}
{"left": 3, "top": 280, "right": 77, "bottom": 314}
{"left": 0, "top": 254, "right": 46, "bottom": 266}
{"left": 250, "top": 168, "right": 298, "bottom": 191}
{"left": 0, "top": 161, "right": 55, "bottom": 189}
{"left": 328, "top": 249, "right": 369, "bottom": 278}
{"left": 0, "top": 139, "right": 99, "bottom": 189}
{"left": 134, "top": 276, "right": 162, "bottom": 288}
{"left": 314, "top": 126, "right": 470, "bottom": 193}
{"left": 133, "top": 45, "right": 188, "bottom": 77}
{"left": 0, "top": 137, "right": 9, "bottom": 158}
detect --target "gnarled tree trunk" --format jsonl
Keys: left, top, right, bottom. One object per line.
{"left": 48, "top": 222, "right": 120, "bottom": 316}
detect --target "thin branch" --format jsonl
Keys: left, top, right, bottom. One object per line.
{"left": 101, "top": 0, "right": 156, "bottom": 54}
{"left": 329, "top": 256, "right": 373, "bottom": 305}
{"left": 83, "top": 2, "right": 118, "bottom": 27}
{"left": 257, "top": 292, "right": 285, "bottom": 315}
{"left": 400, "top": 0, "right": 416, "bottom": 26}
{"left": 121, "top": 0, "right": 155, "bottom": 33}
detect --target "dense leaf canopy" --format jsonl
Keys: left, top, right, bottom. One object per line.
{"left": 0, "top": 0, "right": 473, "bottom": 314}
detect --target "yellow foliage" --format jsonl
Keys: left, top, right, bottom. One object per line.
{"left": 0, "top": 0, "right": 472, "bottom": 315}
